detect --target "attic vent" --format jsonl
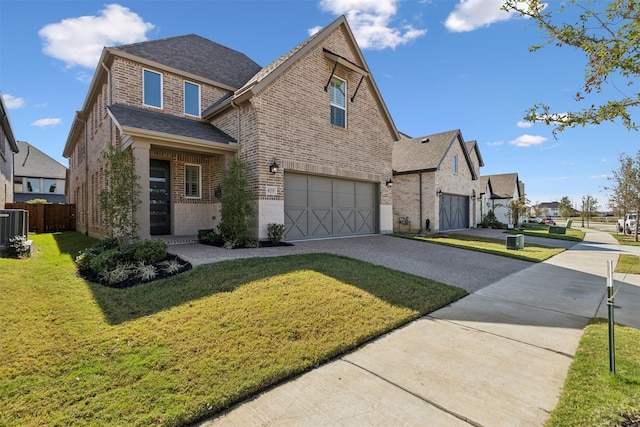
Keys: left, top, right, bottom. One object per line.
{"left": 421, "top": 138, "right": 430, "bottom": 143}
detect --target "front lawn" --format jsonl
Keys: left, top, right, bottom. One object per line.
{"left": 545, "top": 319, "right": 640, "bottom": 427}
{"left": 506, "top": 226, "right": 585, "bottom": 242}
{"left": 395, "top": 233, "right": 566, "bottom": 262}
{"left": 0, "top": 232, "right": 466, "bottom": 426}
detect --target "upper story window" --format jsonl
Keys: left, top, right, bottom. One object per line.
{"left": 184, "top": 81, "right": 201, "bottom": 117}
{"left": 330, "top": 76, "right": 346, "bottom": 128}
{"left": 44, "top": 179, "right": 57, "bottom": 193}
{"left": 185, "top": 164, "right": 201, "bottom": 198}
{"left": 143, "top": 69, "right": 162, "bottom": 109}
{"left": 453, "top": 154, "right": 458, "bottom": 175}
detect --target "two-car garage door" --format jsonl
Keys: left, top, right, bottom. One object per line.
{"left": 284, "top": 173, "right": 378, "bottom": 240}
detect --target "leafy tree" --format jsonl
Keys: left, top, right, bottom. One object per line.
{"left": 507, "top": 195, "right": 529, "bottom": 225}
{"left": 218, "top": 157, "right": 256, "bottom": 248}
{"left": 98, "top": 144, "right": 141, "bottom": 246}
{"left": 503, "top": 0, "right": 640, "bottom": 133}
{"left": 558, "top": 196, "right": 574, "bottom": 218}
{"left": 607, "top": 151, "right": 640, "bottom": 239}
{"left": 581, "top": 194, "right": 599, "bottom": 228}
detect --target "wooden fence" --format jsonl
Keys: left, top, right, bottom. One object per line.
{"left": 4, "top": 203, "right": 76, "bottom": 233}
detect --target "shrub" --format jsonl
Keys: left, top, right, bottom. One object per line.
{"left": 6, "top": 235, "right": 31, "bottom": 258}
{"left": 89, "top": 248, "right": 121, "bottom": 275}
{"left": 267, "top": 223, "right": 286, "bottom": 245}
{"left": 218, "top": 157, "right": 256, "bottom": 247}
{"left": 159, "top": 259, "right": 183, "bottom": 274}
{"left": 129, "top": 240, "right": 167, "bottom": 264}
{"left": 100, "top": 263, "right": 134, "bottom": 285}
{"left": 135, "top": 262, "right": 157, "bottom": 281}
{"left": 198, "top": 229, "right": 222, "bottom": 246}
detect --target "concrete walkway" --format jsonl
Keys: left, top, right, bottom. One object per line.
{"left": 182, "top": 228, "right": 639, "bottom": 427}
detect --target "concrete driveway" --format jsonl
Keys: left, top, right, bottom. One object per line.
{"left": 168, "top": 229, "right": 575, "bottom": 293}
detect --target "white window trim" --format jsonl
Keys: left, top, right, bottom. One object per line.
{"left": 330, "top": 76, "right": 347, "bottom": 128}
{"left": 185, "top": 164, "right": 201, "bottom": 199}
{"left": 143, "top": 68, "right": 163, "bottom": 109}
{"left": 184, "top": 81, "right": 201, "bottom": 117}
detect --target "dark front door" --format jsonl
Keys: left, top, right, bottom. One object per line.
{"left": 150, "top": 160, "right": 170, "bottom": 235}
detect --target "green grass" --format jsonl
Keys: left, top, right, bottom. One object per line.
{"left": 611, "top": 232, "right": 640, "bottom": 247}
{"left": 615, "top": 254, "right": 640, "bottom": 274}
{"left": 0, "top": 232, "right": 467, "bottom": 426}
{"left": 545, "top": 319, "right": 640, "bottom": 427}
{"left": 506, "top": 226, "right": 585, "bottom": 242}
{"left": 394, "top": 232, "right": 566, "bottom": 262}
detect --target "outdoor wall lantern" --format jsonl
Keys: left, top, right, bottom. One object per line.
{"left": 269, "top": 158, "right": 280, "bottom": 174}
{"left": 437, "top": 189, "right": 442, "bottom": 195}
{"left": 385, "top": 178, "right": 393, "bottom": 187}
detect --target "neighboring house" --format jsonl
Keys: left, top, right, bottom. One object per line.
{"left": 481, "top": 172, "right": 524, "bottom": 225}
{"left": 0, "top": 91, "right": 19, "bottom": 207}
{"left": 13, "top": 141, "right": 67, "bottom": 203}
{"left": 392, "top": 129, "right": 481, "bottom": 233}
{"left": 63, "top": 16, "right": 399, "bottom": 240}
{"left": 536, "top": 201, "right": 561, "bottom": 217}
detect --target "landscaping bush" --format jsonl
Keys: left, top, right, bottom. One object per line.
{"left": 75, "top": 238, "right": 190, "bottom": 288}
{"left": 267, "top": 223, "right": 286, "bottom": 245}
{"left": 198, "top": 228, "right": 222, "bottom": 246}
{"left": 5, "top": 235, "right": 31, "bottom": 258}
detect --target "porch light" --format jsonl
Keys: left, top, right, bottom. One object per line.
{"left": 385, "top": 178, "right": 393, "bottom": 187}
{"left": 269, "top": 158, "right": 280, "bottom": 174}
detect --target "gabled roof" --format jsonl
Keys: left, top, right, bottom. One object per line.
{"left": 393, "top": 129, "right": 477, "bottom": 179}
{"left": 483, "top": 173, "right": 520, "bottom": 199}
{"left": 203, "top": 15, "right": 400, "bottom": 140}
{"left": 0, "top": 91, "right": 19, "bottom": 154}
{"left": 479, "top": 175, "right": 492, "bottom": 195}
{"left": 465, "top": 140, "right": 485, "bottom": 167}
{"left": 14, "top": 141, "right": 67, "bottom": 179}
{"left": 108, "top": 104, "right": 236, "bottom": 145}
{"left": 113, "top": 34, "right": 262, "bottom": 89}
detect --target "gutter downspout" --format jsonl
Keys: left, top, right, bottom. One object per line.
{"left": 101, "top": 62, "right": 113, "bottom": 145}
{"left": 76, "top": 115, "right": 89, "bottom": 235}
{"left": 418, "top": 172, "right": 423, "bottom": 233}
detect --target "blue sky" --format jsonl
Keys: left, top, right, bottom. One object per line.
{"left": 1, "top": 0, "right": 636, "bottom": 210}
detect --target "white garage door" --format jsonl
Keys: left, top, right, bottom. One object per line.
{"left": 284, "top": 173, "right": 378, "bottom": 240}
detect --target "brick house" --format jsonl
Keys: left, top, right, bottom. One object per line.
{"left": 63, "top": 16, "right": 399, "bottom": 240}
{"left": 392, "top": 129, "right": 482, "bottom": 233}
{"left": 0, "top": 91, "right": 19, "bottom": 207}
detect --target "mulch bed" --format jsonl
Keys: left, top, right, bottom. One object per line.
{"left": 78, "top": 254, "right": 192, "bottom": 289}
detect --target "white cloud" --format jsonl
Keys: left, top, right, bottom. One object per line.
{"left": 517, "top": 120, "right": 532, "bottom": 128}
{"left": 315, "top": 0, "right": 427, "bottom": 49}
{"left": 444, "top": 0, "right": 522, "bottom": 33}
{"left": 509, "top": 134, "right": 547, "bottom": 147}
{"left": 2, "top": 94, "right": 25, "bottom": 109}
{"left": 39, "top": 4, "right": 154, "bottom": 69}
{"left": 487, "top": 140, "right": 503, "bottom": 146}
{"left": 591, "top": 174, "right": 609, "bottom": 179}
{"left": 31, "top": 118, "right": 61, "bottom": 128}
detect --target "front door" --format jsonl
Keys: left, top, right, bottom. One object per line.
{"left": 150, "top": 160, "right": 170, "bottom": 235}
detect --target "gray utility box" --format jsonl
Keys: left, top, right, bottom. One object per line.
{"left": 0, "top": 209, "right": 29, "bottom": 248}
{"left": 506, "top": 234, "right": 525, "bottom": 250}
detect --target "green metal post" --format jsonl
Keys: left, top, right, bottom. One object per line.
{"left": 607, "top": 260, "right": 615, "bottom": 374}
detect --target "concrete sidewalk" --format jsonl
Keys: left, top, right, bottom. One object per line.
{"left": 195, "top": 229, "right": 638, "bottom": 427}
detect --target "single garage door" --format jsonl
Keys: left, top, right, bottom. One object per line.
{"left": 284, "top": 173, "right": 377, "bottom": 240}
{"left": 439, "top": 193, "right": 469, "bottom": 231}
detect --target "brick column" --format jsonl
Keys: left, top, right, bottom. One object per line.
{"left": 132, "top": 142, "right": 151, "bottom": 240}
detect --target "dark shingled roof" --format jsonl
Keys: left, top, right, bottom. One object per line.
{"left": 484, "top": 173, "right": 520, "bottom": 199}
{"left": 393, "top": 129, "right": 461, "bottom": 173}
{"left": 15, "top": 141, "right": 67, "bottom": 179}
{"left": 108, "top": 104, "right": 236, "bottom": 144}
{"left": 113, "top": 34, "right": 262, "bottom": 89}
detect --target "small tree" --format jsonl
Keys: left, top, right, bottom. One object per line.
{"left": 218, "top": 157, "right": 256, "bottom": 248}
{"left": 507, "top": 195, "right": 529, "bottom": 225}
{"left": 558, "top": 196, "right": 573, "bottom": 218}
{"left": 98, "top": 144, "right": 141, "bottom": 246}
{"left": 607, "top": 151, "right": 640, "bottom": 240}
{"left": 581, "top": 194, "right": 599, "bottom": 228}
